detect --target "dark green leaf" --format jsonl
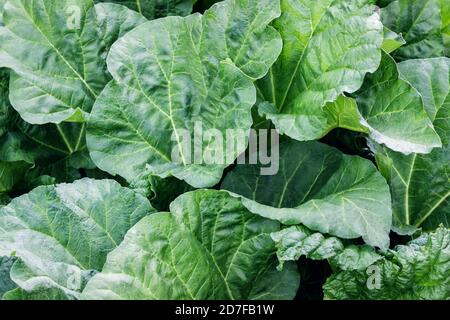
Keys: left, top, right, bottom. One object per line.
{"left": 94, "top": 0, "right": 197, "bottom": 19}
{"left": 381, "top": 0, "right": 447, "bottom": 61}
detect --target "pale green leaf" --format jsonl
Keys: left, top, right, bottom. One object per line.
{"left": 332, "top": 245, "right": 383, "bottom": 271}
{"left": 87, "top": 0, "right": 282, "bottom": 188}
{"left": 270, "top": 225, "right": 382, "bottom": 271}
{"left": 0, "top": 179, "right": 154, "bottom": 299}
{"left": 0, "top": 256, "right": 16, "bottom": 298}
{"left": 398, "top": 58, "right": 450, "bottom": 144}
{"left": 372, "top": 58, "right": 449, "bottom": 232}
{"left": 356, "top": 52, "right": 442, "bottom": 154}
{"left": 0, "top": 0, "right": 147, "bottom": 124}
{"left": 324, "top": 226, "right": 450, "bottom": 300}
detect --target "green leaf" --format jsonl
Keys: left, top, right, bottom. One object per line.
{"left": 0, "top": 179, "right": 154, "bottom": 299}
{"left": 382, "top": 27, "right": 406, "bottom": 53}
{"left": 256, "top": 0, "right": 383, "bottom": 141}
{"left": 221, "top": 140, "right": 392, "bottom": 250}
{"left": 0, "top": 0, "right": 147, "bottom": 124}
{"left": 323, "top": 96, "right": 370, "bottom": 134}
{"left": 0, "top": 256, "right": 17, "bottom": 298}
{"left": 3, "top": 287, "right": 69, "bottom": 300}
{"left": 398, "top": 58, "right": 449, "bottom": 145}
{"left": 372, "top": 58, "right": 449, "bottom": 232}
{"left": 0, "top": 118, "right": 94, "bottom": 194}
{"left": 87, "top": 0, "right": 282, "bottom": 188}
{"left": 331, "top": 245, "right": 383, "bottom": 271}
{"left": 94, "top": 0, "right": 197, "bottom": 19}
{"left": 0, "top": 68, "right": 10, "bottom": 137}
{"left": 271, "top": 225, "right": 382, "bottom": 271}
{"left": 1, "top": 121, "right": 88, "bottom": 165}
{"left": 271, "top": 226, "right": 344, "bottom": 269}
{"left": 0, "top": 0, "right": 5, "bottom": 25}
{"left": 356, "top": 52, "right": 442, "bottom": 154}
{"left": 381, "top": 0, "right": 447, "bottom": 61}
{"left": 0, "top": 68, "right": 100, "bottom": 194}
{"left": 442, "top": 0, "right": 450, "bottom": 56}
{"left": 0, "top": 44, "right": 101, "bottom": 196}
{"left": 0, "top": 161, "right": 31, "bottom": 194}
{"left": 323, "top": 226, "right": 450, "bottom": 300}
{"left": 130, "top": 172, "right": 193, "bottom": 211}
{"left": 81, "top": 190, "right": 299, "bottom": 300}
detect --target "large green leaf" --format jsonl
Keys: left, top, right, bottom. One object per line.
{"left": 323, "top": 226, "right": 450, "bottom": 300}
{"left": 0, "top": 0, "right": 147, "bottom": 124}
{"left": 256, "top": 0, "right": 383, "bottom": 141}
{"left": 94, "top": 0, "right": 197, "bottom": 19}
{"left": 81, "top": 190, "right": 299, "bottom": 300}
{"left": 373, "top": 58, "right": 449, "bottom": 233}
{"left": 87, "top": 0, "right": 282, "bottom": 188}
{"left": 398, "top": 58, "right": 449, "bottom": 145}
{"left": 356, "top": 52, "right": 442, "bottom": 154}
{"left": 381, "top": 0, "right": 447, "bottom": 61}
{"left": 221, "top": 140, "right": 392, "bottom": 250}
{"left": 0, "top": 179, "right": 154, "bottom": 299}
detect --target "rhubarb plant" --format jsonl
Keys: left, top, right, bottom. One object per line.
{"left": 0, "top": 0, "right": 448, "bottom": 301}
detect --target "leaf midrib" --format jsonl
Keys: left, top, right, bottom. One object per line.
{"left": 17, "top": 1, "right": 98, "bottom": 99}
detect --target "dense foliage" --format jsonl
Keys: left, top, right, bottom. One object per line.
{"left": 0, "top": 0, "right": 448, "bottom": 300}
